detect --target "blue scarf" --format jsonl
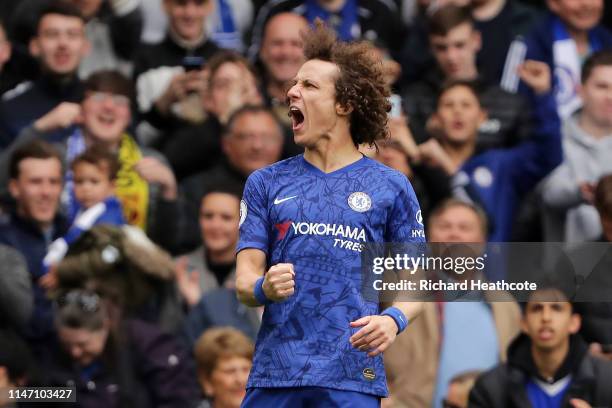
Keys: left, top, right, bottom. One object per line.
{"left": 210, "top": 0, "right": 243, "bottom": 51}
{"left": 305, "top": 0, "right": 359, "bottom": 42}
{"left": 551, "top": 15, "right": 603, "bottom": 118}
{"left": 63, "top": 128, "right": 87, "bottom": 222}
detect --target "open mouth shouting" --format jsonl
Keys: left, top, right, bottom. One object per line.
{"left": 288, "top": 105, "right": 305, "bottom": 132}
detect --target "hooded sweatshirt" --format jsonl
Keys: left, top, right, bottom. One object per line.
{"left": 540, "top": 111, "right": 612, "bottom": 242}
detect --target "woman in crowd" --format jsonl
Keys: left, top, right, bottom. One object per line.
{"left": 42, "top": 289, "right": 200, "bottom": 407}
{"left": 193, "top": 327, "right": 253, "bottom": 408}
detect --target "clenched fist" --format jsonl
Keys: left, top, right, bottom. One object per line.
{"left": 262, "top": 263, "right": 295, "bottom": 301}
{"left": 518, "top": 60, "right": 552, "bottom": 95}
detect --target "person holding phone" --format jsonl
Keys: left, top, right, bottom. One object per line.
{"left": 133, "top": 0, "right": 222, "bottom": 142}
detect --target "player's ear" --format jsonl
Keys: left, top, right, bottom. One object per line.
{"left": 336, "top": 102, "right": 353, "bottom": 117}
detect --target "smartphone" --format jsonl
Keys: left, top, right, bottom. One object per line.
{"left": 388, "top": 94, "right": 402, "bottom": 118}
{"left": 182, "top": 56, "right": 205, "bottom": 71}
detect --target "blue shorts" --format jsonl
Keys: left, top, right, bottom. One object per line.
{"left": 241, "top": 387, "right": 381, "bottom": 408}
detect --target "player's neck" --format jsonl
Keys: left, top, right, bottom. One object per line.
{"left": 304, "top": 132, "right": 362, "bottom": 174}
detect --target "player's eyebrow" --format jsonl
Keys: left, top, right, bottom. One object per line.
{"left": 289, "top": 76, "right": 319, "bottom": 87}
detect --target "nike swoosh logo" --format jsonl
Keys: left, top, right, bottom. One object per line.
{"left": 274, "top": 195, "right": 298, "bottom": 205}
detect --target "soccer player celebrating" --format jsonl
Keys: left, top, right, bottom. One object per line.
{"left": 235, "top": 22, "right": 425, "bottom": 407}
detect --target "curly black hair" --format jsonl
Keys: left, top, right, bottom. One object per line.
{"left": 302, "top": 20, "right": 391, "bottom": 146}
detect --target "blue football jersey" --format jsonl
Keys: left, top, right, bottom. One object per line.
{"left": 237, "top": 155, "right": 425, "bottom": 396}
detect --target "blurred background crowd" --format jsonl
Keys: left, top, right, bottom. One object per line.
{"left": 0, "top": 0, "right": 611, "bottom": 407}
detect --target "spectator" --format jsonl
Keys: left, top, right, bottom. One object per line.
{"left": 403, "top": 5, "right": 532, "bottom": 150}
{"left": 257, "top": 12, "right": 308, "bottom": 131}
{"left": 385, "top": 199, "right": 520, "bottom": 408}
{"left": 0, "top": 1, "right": 89, "bottom": 149}
{"left": 42, "top": 289, "right": 200, "bottom": 407}
{"left": 139, "top": 0, "right": 253, "bottom": 52}
{"left": 469, "top": 286, "right": 612, "bottom": 407}
{"left": 444, "top": 370, "right": 481, "bottom": 408}
{"left": 180, "top": 105, "right": 284, "bottom": 250}
{"left": 397, "top": 0, "right": 539, "bottom": 87}
{"left": 502, "top": 0, "right": 612, "bottom": 119}
{"left": 67, "top": 0, "right": 143, "bottom": 79}
{"left": 41, "top": 146, "right": 125, "bottom": 275}
{"left": 0, "top": 140, "right": 68, "bottom": 342}
{"left": 255, "top": 11, "right": 307, "bottom": 159}
{"left": 1, "top": 70, "right": 183, "bottom": 253}
{"left": 251, "top": 0, "right": 406, "bottom": 57}
{"left": 558, "top": 175, "right": 612, "bottom": 360}
{"left": 201, "top": 53, "right": 261, "bottom": 126}
{"left": 415, "top": 62, "right": 561, "bottom": 241}
{"left": 163, "top": 51, "right": 263, "bottom": 181}
{"left": 133, "top": 0, "right": 221, "bottom": 142}
{"left": 134, "top": 0, "right": 219, "bottom": 78}
{"left": 540, "top": 50, "right": 612, "bottom": 242}
{"left": 175, "top": 187, "right": 240, "bottom": 307}
{"left": 181, "top": 186, "right": 261, "bottom": 346}
{"left": 193, "top": 327, "right": 253, "bottom": 408}
{"left": 0, "top": 245, "right": 33, "bottom": 333}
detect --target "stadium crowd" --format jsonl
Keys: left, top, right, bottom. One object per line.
{"left": 0, "top": 0, "right": 611, "bottom": 407}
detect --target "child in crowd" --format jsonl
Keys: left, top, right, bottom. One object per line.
{"left": 42, "top": 146, "right": 125, "bottom": 273}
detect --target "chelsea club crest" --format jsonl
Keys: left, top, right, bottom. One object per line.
{"left": 348, "top": 192, "right": 372, "bottom": 212}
